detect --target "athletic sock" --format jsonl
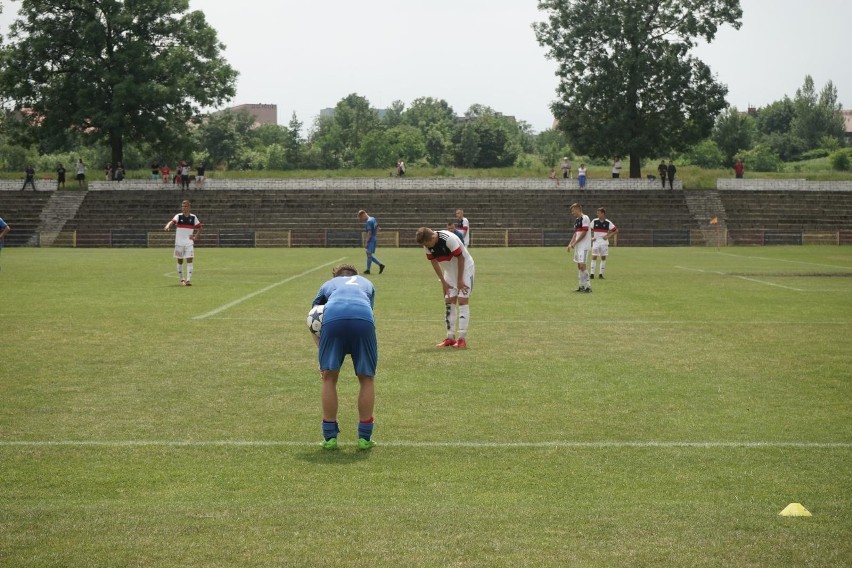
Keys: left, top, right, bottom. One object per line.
{"left": 584, "top": 270, "right": 591, "bottom": 287}
{"left": 578, "top": 271, "right": 584, "bottom": 288}
{"left": 590, "top": 260, "right": 596, "bottom": 275}
{"left": 600, "top": 260, "right": 606, "bottom": 275}
{"left": 446, "top": 303, "right": 457, "bottom": 339}
{"left": 177, "top": 264, "right": 183, "bottom": 279}
{"left": 322, "top": 420, "right": 339, "bottom": 441}
{"left": 366, "top": 258, "right": 372, "bottom": 271}
{"left": 186, "top": 262, "right": 193, "bottom": 281}
{"left": 358, "top": 417, "right": 374, "bottom": 441}
{"left": 457, "top": 304, "right": 470, "bottom": 339}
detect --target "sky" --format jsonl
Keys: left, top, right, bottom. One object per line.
{"left": 1, "top": 0, "right": 850, "bottom": 133}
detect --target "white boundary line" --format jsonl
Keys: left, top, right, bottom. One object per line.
{"left": 0, "top": 440, "right": 849, "bottom": 449}
{"left": 674, "top": 266, "right": 804, "bottom": 291}
{"left": 193, "top": 258, "right": 346, "bottom": 320}
{"left": 715, "top": 251, "right": 852, "bottom": 272}
{"left": 205, "top": 317, "right": 852, "bottom": 325}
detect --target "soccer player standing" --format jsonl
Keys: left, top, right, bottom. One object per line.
{"left": 357, "top": 210, "right": 386, "bottom": 275}
{"left": 590, "top": 207, "right": 618, "bottom": 280}
{"left": 311, "top": 264, "right": 378, "bottom": 450}
{"left": 164, "top": 200, "right": 202, "bottom": 286}
{"left": 415, "top": 226, "right": 475, "bottom": 349}
{"left": 567, "top": 203, "right": 593, "bottom": 292}
{"left": 0, "top": 216, "right": 10, "bottom": 270}
{"left": 454, "top": 208, "right": 470, "bottom": 247}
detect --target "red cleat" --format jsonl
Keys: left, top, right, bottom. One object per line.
{"left": 435, "top": 338, "right": 456, "bottom": 348}
{"left": 453, "top": 338, "right": 467, "bottom": 349}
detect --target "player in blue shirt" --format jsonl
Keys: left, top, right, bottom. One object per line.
{"left": 357, "top": 209, "right": 386, "bottom": 274}
{"left": 311, "top": 263, "right": 378, "bottom": 450}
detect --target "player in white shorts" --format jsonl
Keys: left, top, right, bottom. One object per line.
{"left": 591, "top": 207, "right": 618, "bottom": 280}
{"left": 164, "top": 199, "right": 203, "bottom": 286}
{"left": 567, "top": 202, "right": 592, "bottom": 292}
{"left": 415, "top": 226, "right": 475, "bottom": 349}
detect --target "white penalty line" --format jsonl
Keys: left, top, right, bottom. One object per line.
{"left": 193, "top": 257, "right": 346, "bottom": 320}
{"left": 1, "top": 440, "right": 849, "bottom": 449}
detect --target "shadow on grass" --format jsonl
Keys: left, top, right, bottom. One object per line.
{"left": 297, "top": 448, "right": 374, "bottom": 465}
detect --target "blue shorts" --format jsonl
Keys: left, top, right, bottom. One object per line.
{"left": 318, "top": 318, "right": 378, "bottom": 377}
{"left": 366, "top": 238, "right": 377, "bottom": 254}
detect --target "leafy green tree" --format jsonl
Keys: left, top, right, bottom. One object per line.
{"left": 0, "top": 0, "right": 237, "bottom": 168}
{"left": 534, "top": 0, "right": 741, "bottom": 177}
{"left": 251, "top": 123, "right": 290, "bottom": 148}
{"left": 712, "top": 107, "right": 755, "bottom": 165}
{"left": 760, "top": 132, "right": 806, "bottom": 162}
{"left": 284, "top": 112, "right": 303, "bottom": 169}
{"left": 197, "top": 110, "right": 255, "bottom": 168}
{"left": 791, "top": 75, "right": 845, "bottom": 150}
{"left": 383, "top": 100, "right": 405, "bottom": 128}
{"left": 755, "top": 97, "right": 795, "bottom": 136}
{"left": 404, "top": 97, "right": 456, "bottom": 163}
{"left": 536, "top": 128, "right": 571, "bottom": 167}
{"left": 451, "top": 105, "right": 524, "bottom": 168}
{"left": 424, "top": 126, "right": 450, "bottom": 166}
{"left": 310, "top": 93, "right": 381, "bottom": 167}
{"left": 829, "top": 149, "right": 850, "bottom": 171}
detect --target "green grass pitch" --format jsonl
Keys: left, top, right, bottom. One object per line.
{"left": 1, "top": 246, "right": 850, "bottom": 567}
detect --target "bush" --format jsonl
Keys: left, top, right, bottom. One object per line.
{"left": 829, "top": 150, "right": 850, "bottom": 171}
{"left": 684, "top": 139, "right": 725, "bottom": 168}
{"left": 740, "top": 144, "right": 782, "bottom": 172}
{"left": 800, "top": 148, "right": 829, "bottom": 160}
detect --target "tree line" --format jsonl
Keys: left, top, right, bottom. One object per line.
{"left": 0, "top": 0, "right": 847, "bottom": 176}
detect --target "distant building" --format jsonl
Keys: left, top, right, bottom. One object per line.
{"left": 221, "top": 103, "right": 278, "bottom": 126}
{"left": 843, "top": 109, "right": 852, "bottom": 146}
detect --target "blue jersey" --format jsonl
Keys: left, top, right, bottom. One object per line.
{"left": 364, "top": 216, "right": 379, "bottom": 240}
{"left": 0, "top": 217, "right": 7, "bottom": 231}
{"left": 313, "top": 275, "right": 375, "bottom": 324}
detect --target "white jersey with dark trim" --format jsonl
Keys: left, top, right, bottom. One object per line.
{"left": 172, "top": 213, "right": 202, "bottom": 246}
{"left": 592, "top": 218, "right": 616, "bottom": 241}
{"left": 424, "top": 230, "right": 474, "bottom": 266}
{"left": 573, "top": 214, "right": 592, "bottom": 248}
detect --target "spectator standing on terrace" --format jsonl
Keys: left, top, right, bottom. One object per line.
{"left": 164, "top": 199, "right": 202, "bottom": 286}
{"left": 590, "top": 207, "right": 618, "bottom": 280}
{"left": 549, "top": 168, "right": 560, "bottom": 187}
{"left": 657, "top": 160, "right": 668, "bottom": 188}
{"left": 397, "top": 159, "right": 406, "bottom": 176}
{"left": 561, "top": 157, "right": 572, "bottom": 179}
{"left": 180, "top": 161, "right": 191, "bottom": 191}
{"left": 454, "top": 208, "right": 470, "bottom": 247}
{"left": 21, "top": 165, "right": 36, "bottom": 191}
{"left": 567, "top": 203, "right": 592, "bottom": 293}
{"left": 56, "top": 164, "right": 66, "bottom": 190}
{"left": 0, "top": 216, "right": 10, "bottom": 269}
{"left": 733, "top": 158, "right": 745, "bottom": 179}
{"left": 195, "top": 163, "right": 206, "bottom": 189}
{"left": 151, "top": 161, "right": 160, "bottom": 180}
{"left": 611, "top": 157, "right": 622, "bottom": 178}
{"left": 311, "top": 263, "right": 378, "bottom": 451}
{"left": 114, "top": 162, "right": 125, "bottom": 182}
{"left": 75, "top": 159, "right": 86, "bottom": 188}
{"left": 357, "top": 209, "right": 386, "bottom": 275}
{"left": 161, "top": 163, "right": 171, "bottom": 185}
{"left": 577, "top": 163, "right": 587, "bottom": 189}
{"left": 105, "top": 163, "right": 112, "bottom": 181}
{"left": 667, "top": 160, "right": 677, "bottom": 190}
{"left": 416, "top": 226, "right": 475, "bottom": 349}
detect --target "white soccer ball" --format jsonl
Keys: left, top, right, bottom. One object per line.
{"left": 306, "top": 304, "right": 324, "bottom": 336}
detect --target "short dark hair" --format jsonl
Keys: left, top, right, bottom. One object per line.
{"left": 332, "top": 263, "right": 358, "bottom": 277}
{"left": 597, "top": 207, "right": 606, "bottom": 214}
{"left": 415, "top": 227, "right": 435, "bottom": 245}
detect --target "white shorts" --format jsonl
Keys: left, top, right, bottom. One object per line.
{"left": 572, "top": 245, "right": 590, "bottom": 265}
{"left": 443, "top": 263, "right": 475, "bottom": 299}
{"left": 174, "top": 244, "right": 195, "bottom": 259}
{"left": 592, "top": 240, "right": 609, "bottom": 257}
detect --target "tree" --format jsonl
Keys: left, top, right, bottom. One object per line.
{"left": 310, "top": 93, "right": 381, "bottom": 167}
{"left": 534, "top": 0, "right": 741, "bottom": 177}
{"left": 196, "top": 110, "right": 255, "bottom": 168}
{"left": 453, "top": 106, "right": 523, "bottom": 168}
{"left": 0, "top": 0, "right": 237, "bottom": 167}
{"left": 755, "top": 97, "right": 795, "bottom": 136}
{"left": 791, "top": 75, "right": 845, "bottom": 150}
{"left": 712, "top": 107, "right": 755, "bottom": 165}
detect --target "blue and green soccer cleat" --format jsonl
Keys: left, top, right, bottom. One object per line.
{"left": 321, "top": 437, "right": 338, "bottom": 450}
{"left": 357, "top": 438, "right": 376, "bottom": 450}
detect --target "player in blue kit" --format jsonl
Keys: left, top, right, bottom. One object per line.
{"left": 357, "top": 209, "right": 386, "bottom": 275}
{"left": 0, "top": 216, "right": 10, "bottom": 270}
{"left": 311, "top": 263, "right": 378, "bottom": 450}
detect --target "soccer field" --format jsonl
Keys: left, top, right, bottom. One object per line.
{"left": 1, "top": 246, "right": 850, "bottom": 567}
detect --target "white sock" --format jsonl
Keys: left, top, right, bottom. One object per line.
{"left": 600, "top": 260, "right": 606, "bottom": 274}
{"left": 590, "top": 260, "right": 597, "bottom": 275}
{"left": 177, "top": 264, "right": 183, "bottom": 279}
{"left": 446, "top": 303, "right": 457, "bottom": 338}
{"left": 578, "top": 271, "right": 584, "bottom": 288}
{"left": 584, "top": 270, "right": 590, "bottom": 287}
{"left": 457, "top": 304, "right": 470, "bottom": 339}
{"left": 186, "top": 262, "right": 193, "bottom": 281}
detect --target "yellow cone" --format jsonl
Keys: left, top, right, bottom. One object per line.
{"left": 779, "top": 503, "right": 812, "bottom": 517}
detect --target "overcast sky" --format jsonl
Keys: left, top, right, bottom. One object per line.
{"left": 2, "top": 0, "right": 849, "bottom": 133}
